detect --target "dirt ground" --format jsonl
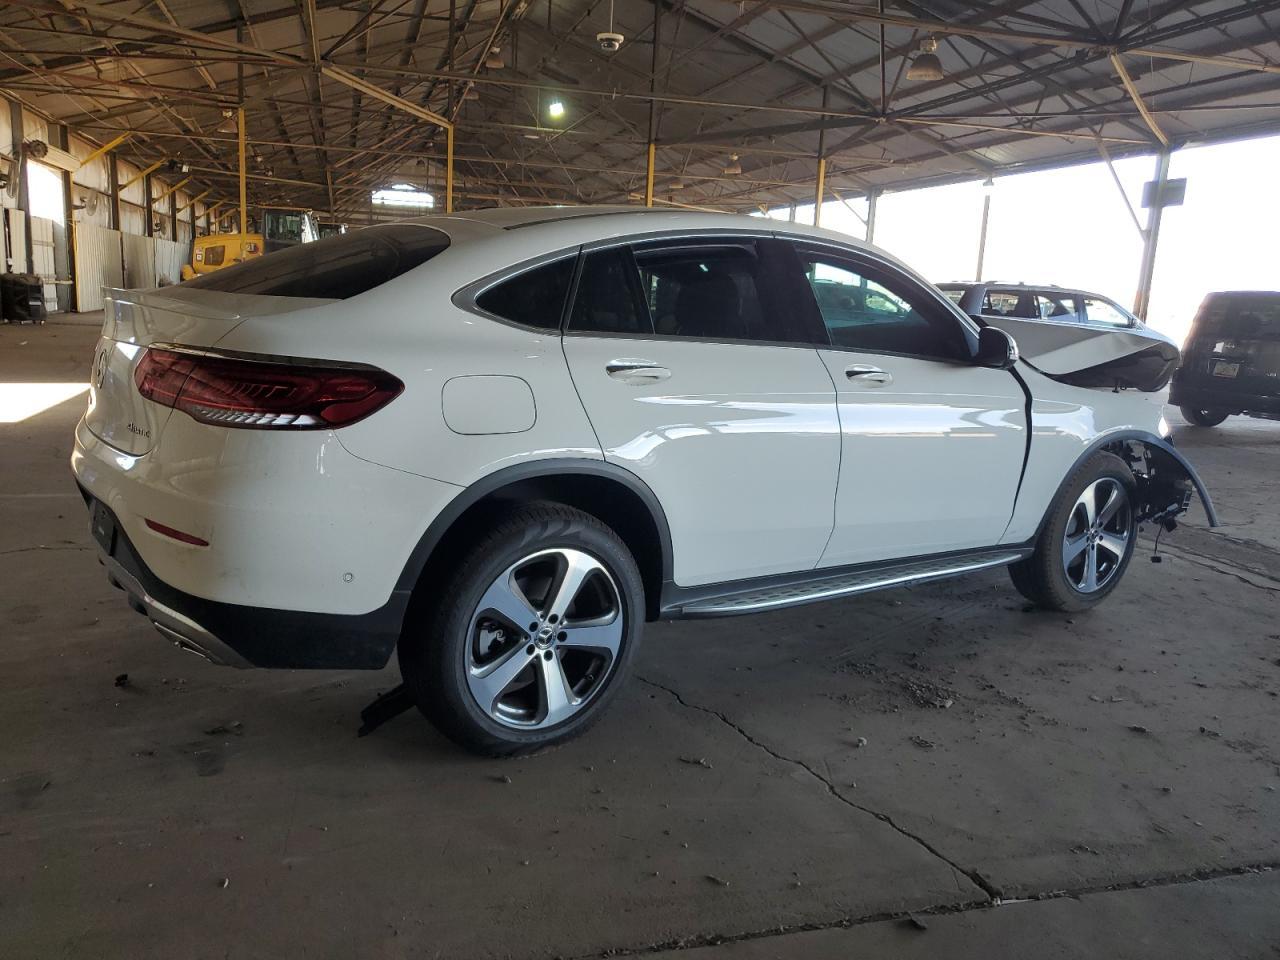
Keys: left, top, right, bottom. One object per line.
{"left": 3, "top": 319, "right": 1278, "bottom": 959}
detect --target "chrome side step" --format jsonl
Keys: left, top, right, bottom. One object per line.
{"left": 677, "top": 551, "right": 1026, "bottom": 617}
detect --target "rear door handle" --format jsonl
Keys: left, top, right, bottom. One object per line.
{"left": 606, "top": 360, "right": 671, "bottom": 384}
{"left": 845, "top": 364, "right": 893, "bottom": 386}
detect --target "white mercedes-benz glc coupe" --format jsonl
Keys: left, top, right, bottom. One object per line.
{"left": 72, "top": 206, "right": 1216, "bottom": 755}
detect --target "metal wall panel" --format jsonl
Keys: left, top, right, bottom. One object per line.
{"left": 73, "top": 222, "right": 123, "bottom": 311}
{"left": 4, "top": 209, "right": 27, "bottom": 272}
{"left": 153, "top": 237, "right": 187, "bottom": 285}
{"left": 29, "top": 215, "right": 57, "bottom": 310}
{"left": 121, "top": 232, "right": 155, "bottom": 289}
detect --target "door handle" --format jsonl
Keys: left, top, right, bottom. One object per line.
{"left": 606, "top": 361, "right": 671, "bottom": 384}
{"left": 845, "top": 364, "right": 893, "bottom": 386}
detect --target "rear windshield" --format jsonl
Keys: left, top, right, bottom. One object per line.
{"left": 1196, "top": 293, "right": 1280, "bottom": 338}
{"left": 183, "top": 224, "right": 449, "bottom": 298}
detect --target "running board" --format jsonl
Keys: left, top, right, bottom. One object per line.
{"left": 673, "top": 550, "right": 1028, "bottom": 618}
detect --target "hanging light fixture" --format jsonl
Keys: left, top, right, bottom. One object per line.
{"left": 668, "top": 178, "right": 685, "bottom": 190}
{"left": 722, "top": 154, "right": 742, "bottom": 176}
{"left": 547, "top": 99, "right": 566, "bottom": 119}
{"left": 215, "top": 109, "right": 236, "bottom": 133}
{"left": 906, "top": 37, "right": 944, "bottom": 82}
{"left": 485, "top": 47, "right": 505, "bottom": 69}
{"left": 463, "top": 86, "right": 480, "bottom": 101}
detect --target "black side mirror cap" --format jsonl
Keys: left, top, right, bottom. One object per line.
{"left": 975, "top": 325, "right": 1019, "bottom": 370}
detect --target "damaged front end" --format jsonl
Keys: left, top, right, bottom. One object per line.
{"left": 1110, "top": 436, "right": 1219, "bottom": 532}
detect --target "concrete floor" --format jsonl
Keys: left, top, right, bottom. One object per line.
{"left": 3, "top": 320, "right": 1278, "bottom": 959}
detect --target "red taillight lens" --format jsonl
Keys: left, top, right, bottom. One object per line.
{"left": 134, "top": 348, "right": 403, "bottom": 429}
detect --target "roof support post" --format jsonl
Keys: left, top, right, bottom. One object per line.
{"left": 107, "top": 154, "right": 121, "bottom": 231}
{"left": 237, "top": 106, "right": 247, "bottom": 234}
{"left": 975, "top": 179, "right": 993, "bottom": 281}
{"left": 813, "top": 85, "right": 828, "bottom": 226}
{"left": 645, "top": 0, "right": 662, "bottom": 208}
{"left": 1133, "top": 149, "right": 1170, "bottom": 321}
{"left": 445, "top": 124, "right": 455, "bottom": 214}
{"left": 865, "top": 188, "right": 879, "bottom": 243}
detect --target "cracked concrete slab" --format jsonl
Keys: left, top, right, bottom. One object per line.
{"left": 2, "top": 323, "right": 1278, "bottom": 958}
{"left": 646, "top": 869, "right": 1280, "bottom": 959}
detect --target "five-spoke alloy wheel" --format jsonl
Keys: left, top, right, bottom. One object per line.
{"left": 1009, "top": 451, "right": 1138, "bottom": 612}
{"left": 467, "top": 548, "right": 624, "bottom": 729}
{"left": 399, "top": 503, "right": 644, "bottom": 756}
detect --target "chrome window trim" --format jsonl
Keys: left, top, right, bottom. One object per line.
{"left": 147, "top": 342, "right": 389, "bottom": 373}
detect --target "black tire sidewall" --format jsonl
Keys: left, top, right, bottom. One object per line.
{"left": 1179, "top": 405, "right": 1228, "bottom": 427}
{"left": 1039, "top": 452, "right": 1138, "bottom": 609}
{"left": 403, "top": 504, "right": 644, "bottom": 754}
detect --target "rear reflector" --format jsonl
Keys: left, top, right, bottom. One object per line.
{"left": 134, "top": 348, "right": 403, "bottom": 429}
{"left": 145, "top": 518, "right": 210, "bottom": 546}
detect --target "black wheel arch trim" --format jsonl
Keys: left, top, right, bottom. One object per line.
{"left": 1036, "top": 430, "right": 1219, "bottom": 535}
{"left": 392, "top": 457, "right": 676, "bottom": 601}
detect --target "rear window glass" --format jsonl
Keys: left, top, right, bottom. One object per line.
{"left": 1196, "top": 294, "right": 1280, "bottom": 337}
{"left": 183, "top": 224, "right": 449, "bottom": 298}
{"left": 475, "top": 257, "right": 575, "bottom": 329}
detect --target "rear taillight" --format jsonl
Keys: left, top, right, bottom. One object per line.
{"left": 134, "top": 348, "right": 403, "bottom": 429}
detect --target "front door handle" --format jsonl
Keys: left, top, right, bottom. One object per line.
{"left": 845, "top": 364, "right": 893, "bottom": 386}
{"left": 607, "top": 360, "right": 671, "bottom": 385}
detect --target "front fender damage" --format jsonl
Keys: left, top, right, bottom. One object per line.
{"left": 1110, "top": 436, "right": 1219, "bottom": 530}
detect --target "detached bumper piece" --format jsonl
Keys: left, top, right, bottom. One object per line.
{"left": 84, "top": 495, "right": 409, "bottom": 669}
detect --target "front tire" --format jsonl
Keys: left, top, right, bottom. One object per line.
{"left": 1009, "top": 452, "right": 1138, "bottom": 612}
{"left": 1179, "top": 405, "right": 1229, "bottom": 427}
{"left": 398, "top": 502, "right": 644, "bottom": 757}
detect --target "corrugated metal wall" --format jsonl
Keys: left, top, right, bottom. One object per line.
{"left": 73, "top": 223, "right": 123, "bottom": 311}
{"left": 154, "top": 237, "right": 185, "bottom": 285}
{"left": 121, "top": 233, "right": 155, "bottom": 289}
{"left": 29, "top": 216, "right": 58, "bottom": 310}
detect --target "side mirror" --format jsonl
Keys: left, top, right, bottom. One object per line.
{"left": 975, "top": 325, "right": 1019, "bottom": 370}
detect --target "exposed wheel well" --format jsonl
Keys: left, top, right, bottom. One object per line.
{"left": 408, "top": 473, "right": 668, "bottom": 622}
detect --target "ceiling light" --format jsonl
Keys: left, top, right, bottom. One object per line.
{"left": 906, "top": 37, "right": 944, "bottom": 82}
{"left": 668, "top": 178, "right": 685, "bottom": 190}
{"left": 722, "top": 154, "right": 741, "bottom": 176}
{"left": 485, "top": 47, "right": 505, "bottom": 69}
{"left": 463, "top": 87, "right": 479, "bottom": 101}
{"left": 215, "top": 109, "right": 236, "bottom": 134}
{"left": 548, "top": 99, "right": 566, "bottom": 119}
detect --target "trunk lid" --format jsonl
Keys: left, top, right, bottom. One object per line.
{"left": 85, "top": 287, "right": 334, "bottom": 455}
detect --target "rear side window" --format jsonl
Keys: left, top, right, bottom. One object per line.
{"left": 1081, "top": 296, "right": 1133, "bottom": 327}
{"left": 183, "top": 224, "right": 449, "bottom": 298}
{"left": 634, "top": 242, "right": 783, "bottom": 342}
{"left": 475, "top": 258, "right": 575, "bottom": 330}
{"left": 1035, "top": 292, "right": 1079, "bottom": 321}
{"left": 568, "top": 248, "right": 651, "bottom": 335}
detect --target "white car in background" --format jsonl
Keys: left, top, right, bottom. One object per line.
{"left": 72, "top": 207, "right": 1217, "bottom": 756}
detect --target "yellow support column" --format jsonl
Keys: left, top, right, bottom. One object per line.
{"left": 237, "top": 106, "right": 247, "bottom": 233}
{"left": 813, "top": 157, "right": 827, "bottom": 226}
{"left": 644, "top": 142, "right": 656, "bottom": 207}
{"left": 445, "top": 125, "right": 455, "bottom": 214}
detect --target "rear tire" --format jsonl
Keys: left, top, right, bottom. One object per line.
{"left": 398, "top": 502, "right": 644, "bottom": 757}
{"left": 1008, "top": 452, "right": 1138, "bottom": 612}
{"left": 1179, "top": 405, "right": 1229, "bottom": 427}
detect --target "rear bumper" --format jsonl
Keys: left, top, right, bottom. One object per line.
{"left": 1170, "top": 378, "right": 1280, "bottom": 417}
{"left": 89, "top": 494, "right": 409, "bottom": 669}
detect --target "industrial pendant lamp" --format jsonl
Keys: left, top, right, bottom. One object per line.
{"left": 906, "top": 37, "right": 944, "bottom": 82}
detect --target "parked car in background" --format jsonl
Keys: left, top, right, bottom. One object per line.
{"left": 74, "top": 208, "right": 1215, "bottom": 756}
{"left": 938, "top": 282, "right": 1139, "bottom": 330}
{"left": 939, "top": 281, "right": 1180, "bottom": 393}
{"left": 1169, "top": 291, "right": 1280, "bottom": 427}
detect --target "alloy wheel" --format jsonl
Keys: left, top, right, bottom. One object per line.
{"left": 465, "top": 548, "right": 623, "bottom": 728}
{"left": 1061, "top": 477, "right": 1132, "bottom": 593}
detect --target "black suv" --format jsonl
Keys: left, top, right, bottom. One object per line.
{"left": 936, "top": 282, "right": 1140, "bottom": 329}
{"left": 1170, "top": 291, "right": 1280, "bottom": 427}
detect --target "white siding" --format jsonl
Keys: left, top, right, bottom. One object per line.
{"left": 154, "top": 237, "right": 186, "bottom": 285}
{"left": 29, "top": 215, "right": 58, "bottom": 310}
{"left": 121, "top": 232, "right": 155, "bottom": 288}
{"left": 73, "top": 222, "right": 123, "bottom": 311}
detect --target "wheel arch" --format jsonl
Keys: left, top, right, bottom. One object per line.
{"left": 1034, "top": 430, "right": 1218, "bottom": 540}
{"left": 394, "top": 459, "right": 674, "bottom": 622}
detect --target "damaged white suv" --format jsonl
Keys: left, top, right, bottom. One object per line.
{"left": 72, "top": 207, "right": 1216, "bottom": 755}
